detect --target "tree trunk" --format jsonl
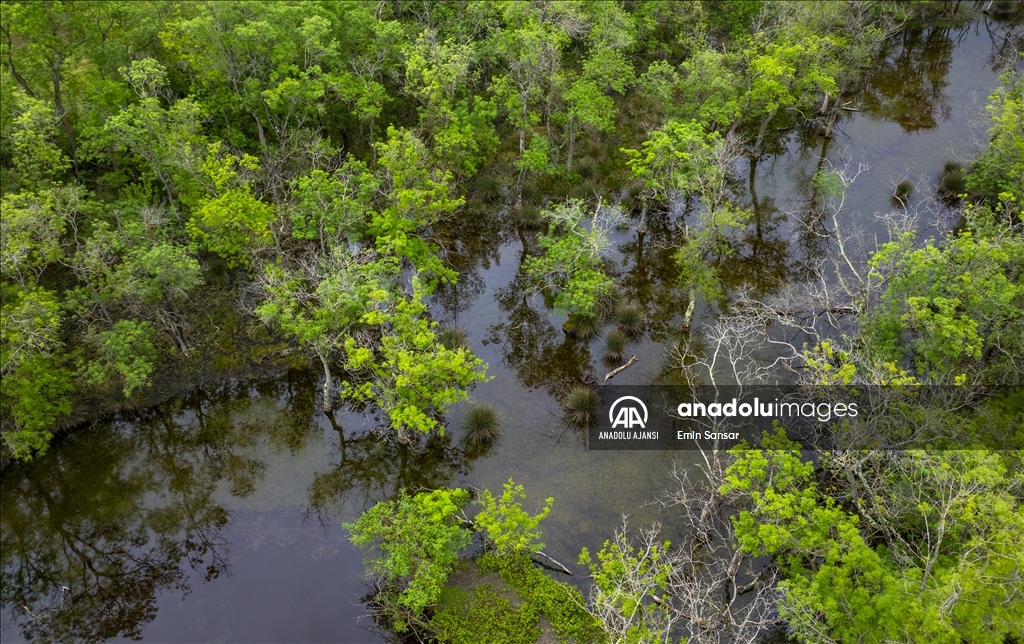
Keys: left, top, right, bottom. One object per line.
{"left": 682, "top": 284, "right": 697, "bottom": 333}
{"left": 51, "top": 52, "right": 80, "bottom": 179}
{"left": 318, "top": 350, "right": 333, "bottom": 412}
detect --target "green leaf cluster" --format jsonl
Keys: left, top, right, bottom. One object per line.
{"left": 345, "top": 487, "right": 472, "bottom": 632}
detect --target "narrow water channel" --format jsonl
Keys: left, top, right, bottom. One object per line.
{"left": 1, "top": 18, "right": 1018, "bottom": 643}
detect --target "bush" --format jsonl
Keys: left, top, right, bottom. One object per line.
{"left": 345, "top": 488, "right": 472, "bottom": 632}
{"left": 475, "top": 478, "right": 553, "bottom": 557}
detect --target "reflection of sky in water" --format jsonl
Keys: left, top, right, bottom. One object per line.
{"left": 1, "top": 20, "right": 1018, "bottom": 644}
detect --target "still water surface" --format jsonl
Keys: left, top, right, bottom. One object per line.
{"left": 1, "top": 19, "right": 1019, "bottom": 643}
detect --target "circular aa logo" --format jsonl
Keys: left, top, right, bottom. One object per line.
{"left": 609, "top": 396, "right": 648, "bottom": 429}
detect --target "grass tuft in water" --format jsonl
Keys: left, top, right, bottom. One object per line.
{"left": 938, "top": 162, "right": 966, "bottom": 202}
{"left": 615, "top": 304, "right": 645, "bottom": 339}
{"left": 517, "top": 205, "right": 543, "bottom": 230}
{"left": 892, "top": 179, "right": 914, "bottom": 207}
{"left": 604, "top": 328, "right": 628, "bottom": 363}
{"left": 437, "top": 325, "right": 470, "bottom": 351}
{"left": 565, "top": 313, "right": 601, "bottom": 340}
{"left": 564, "top": 386, "right": 600, "bottom": 428}
{"left": 471, "top": 174, "right": 504, "bottom": 203}
{"left": 462, "top": 404, "right": 502, "bottom": 447}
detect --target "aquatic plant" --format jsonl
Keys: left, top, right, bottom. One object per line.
{"left": 892, "top": 179, "right": 914, "bottom": 207}
{"left": 563, "top": 386, "right": 600, "bottom": 428}
{"left": 615, "top": 304, "right": 645, "bottom": 339}
{"left": 938, "top": 161, "right": 966, "bottom": 202}
{"left": 565, "top": 313, "right": 601, "bottom": 340}
{"left": 574, "top": 158, "right": 596, "bottom": 180}
{"left": 436, "top": 325, "right": 470, "bottom": 352}
{"left": 471, "top": 174, "right": 504, "bottom": 203}
{"left": 520, "top": 182, "right": 539, "bottom": 205}
{"left": 517, "top": 205, "right": 543, "bottom": 229}
{"left": 462, "top": 403, "right": 502, "bottom": 447}
{"left": 204, "top": 256, "right": 232, "bottom": 287}
{"left": 604, "top": 328, "right": 628, "bottom": 363}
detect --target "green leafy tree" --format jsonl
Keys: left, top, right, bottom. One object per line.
{"left": 342, "top": 280, "right": 488, "bottom": 440}
{"left": 474, "top": 478, "right": 553, "bottom": 557}
{"left": 579, "top": 525, "right": 675, "bottom": 644}
{"left": 6, "top": 89, "right": 69, "bottom": 189}
{"left": 966, "top": 67, "right": 1024, "bottom": 205}
{"left": 78, "top": 319, "right": 158, "bottom": 398}
{"left": 186, "top": 144, "right": 276, "bottom": 268}
{"left": 522, "top": 199, "right": 619, "bottom": 321}
{"left": 346, "top": 488, "right": 473, "bottom": 633}
{"left": 723, "top": 431, "right": 1024, "bottom": 644}
{"left": 371, "top": 127, "right": 463, "bottom": 287}
{"left": 863, "top": 207, "right": 1024, "bottom": 383}
{"left": 289, "top": 158, "right": 377, "bottom": 253}
{"left": 256, "top": 248, "right": 381, "bottom": 412}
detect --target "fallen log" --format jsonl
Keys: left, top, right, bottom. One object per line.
{"left": 532, "top": 550, "right": 573, "bottom": 576}
{"left": 604, "top": 355, "right": 638, "bottom": 383}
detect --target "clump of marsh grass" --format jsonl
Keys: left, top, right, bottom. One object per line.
{"left": 462, "top": 403, "right": 502, "bottom": 448}
{"left": 604, "top": 328, "right": 628, "bottom": 363}
{"left": 471, "top": 174, "right": 504, "bottom": 203}
{"left": 564, "top": 386, "right": 600, "bottom": 428}
{"left": 938, "top": 161, "right": 966, "bottom": 203}
{"left": 565, "top": 313, "right": 601, "bottom": 340}
{"left": 615, "top": 304, "right": 645, "bottom": 339}
{"left": 437, "top": 325, "right": 470, "bottom": 351}
{"left": 892, "top": 179, "right": 914, "bottom": 207}
{"left": 518, "top": 204, "right": 544, "bottom": 229}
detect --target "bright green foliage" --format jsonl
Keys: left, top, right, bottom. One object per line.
{"left": 724, "top": 432, "right": 924, "bottom": 643}
{"left": 0, "top": 190, "right": 68, "bottom": 286}
{"left": 578, "top": 531, "right": 674, "bottom": 644}
{"left": 623, "top": 119, "right": 728, "bottom": 208}
{"left": 0, "top": 286, "right": 63, "bottom": 375}
{"left": 404, "top": 33, "right": 498, "bottom": 177}
{"left": 345, "top": 488, "right": 473, "bottom": 632}
{"left": 114, "top": 243, "right": 203, "bottom": 308}
{"left": 522, "top": 199, "right": 617, "bottom": 320}
{"left": 186, "top": 145, "right": 275, "bottom": 268}
{"left": 478, "top": 553, "right": 607, "bottom": 644}
{"left": 0, "top": 285, "right": 73, "bottom": 459}
{"left": 966, "top": 68, "right": 1024, "bottom": 205}
{"left": 78, "top": 319, "right": 158, "bottom": 397}
{"left": 7, "top": 90, "right": 69, "bottom": 189}
{"left": 372, "top": 127, "right": 462, "bottom": 286}
{"left": 104, "top": 59, "right": 208, "bottom": 205}
{"left": 431, "top": 584, "right": 540, "bottom": 644}
{"left": 0, "top": 353, "right": 74, "bottom": 459}
{"left": 343, "top": 281, "right": 488, "bottom": 438}
{"left": 864, "top": 209, "right": 1024, "bottom": 382}
{"left": 723, "top": 431, "right": 1024, "bottom": 643}
{"left": 290, "top": 160, "right": 377, "bottom": 248}
{"left": 255, "top": 248, "right": 381, "bottom": 402}
{"left": 519, "top": 134, "right": 556, "bottom": 175}
{"left": 474, "top": 478, "right": 553, "bottom": 557}
{"left": 676, "top": 50, "right": 743, "bottom": 130}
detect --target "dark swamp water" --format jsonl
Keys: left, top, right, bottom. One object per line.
{"left": 2, "top": 19, "right": 1021, "bottom": 644}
